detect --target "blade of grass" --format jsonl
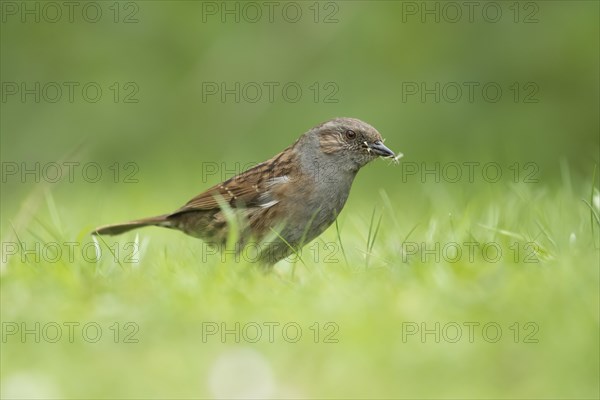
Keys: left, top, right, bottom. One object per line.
{"left": 269, "top": 227, "right": 305, "bottom": 272}
{"left": 369, "top": 214, "right": 383, "bottom": 254}
{"left": 44, "top": 188, "right": 63, "bottom": 237}
{"left": 590, "top": 164, "right": 598, "bottom": 239}
{"left": 6, "top": 222, "right": 35, "bottom": 270}
{"left": 581, "top": 199, "right": 600, "bottom": 227}
{"left": 365, "top": 207, "right": 376, "bottom": 268}
{"left": 401, "top": 223, "right": 420, "bottom": 247}
{"left": 334, "top": 218, "right": 348, "bottom": 266}
{"left": 379, "top": 189, "right": 399, "bottom": 229}
{"left": 214, "top": 195, "right": 241, "bottom": 253}
{"left": 93, "top": 233, "right": 125, "bottom": 271}
{"left": 449, "top": 212, "right": 456, "bottom": 241}
{"left": 298, "top": 208, "right": 321, "bottom": 250}
{"left": 366, "top": 208, "right": 383, "bottom": 268}
{"left": 31, "top": 216, "right": 62, "bottom": 243}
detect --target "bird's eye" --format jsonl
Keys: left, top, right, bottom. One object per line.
{"left": 345, "top": 130, "right": 356, "bottom": 139}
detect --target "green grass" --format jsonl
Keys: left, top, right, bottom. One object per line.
{"left": 1, "top": 174, "right": 598, "bottom": 399}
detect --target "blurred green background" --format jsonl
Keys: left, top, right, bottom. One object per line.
{"left": 1, "top": 0, "right": 598, "bottom": 215}
{"left": 1, "top": 1, "right": 599, "bottom": 399}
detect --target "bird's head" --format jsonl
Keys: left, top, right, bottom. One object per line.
{"left": 313, "top": 117, "right": 401, "bottom": 171}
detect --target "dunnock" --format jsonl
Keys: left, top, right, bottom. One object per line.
{"left": 93, "top": 117, "right": 400, "bottom": 264}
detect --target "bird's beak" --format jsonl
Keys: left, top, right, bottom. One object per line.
{"left": 369, "top": 140, "right": 396, "bottom": 158}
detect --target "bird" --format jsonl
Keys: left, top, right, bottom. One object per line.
{"left": 93, "top": 117, "right": 400, "bottom": 264}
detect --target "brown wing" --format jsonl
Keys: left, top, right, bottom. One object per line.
{"left": 171, "top": 150, "right": 295, "bottom": 215}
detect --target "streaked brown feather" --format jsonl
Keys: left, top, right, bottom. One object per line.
{"left": 171, "top": 145, "right": 297, "bottom": 215}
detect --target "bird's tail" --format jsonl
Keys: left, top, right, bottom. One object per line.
{"left": 92, "top": 215, "right": 172, "bottom": 236}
